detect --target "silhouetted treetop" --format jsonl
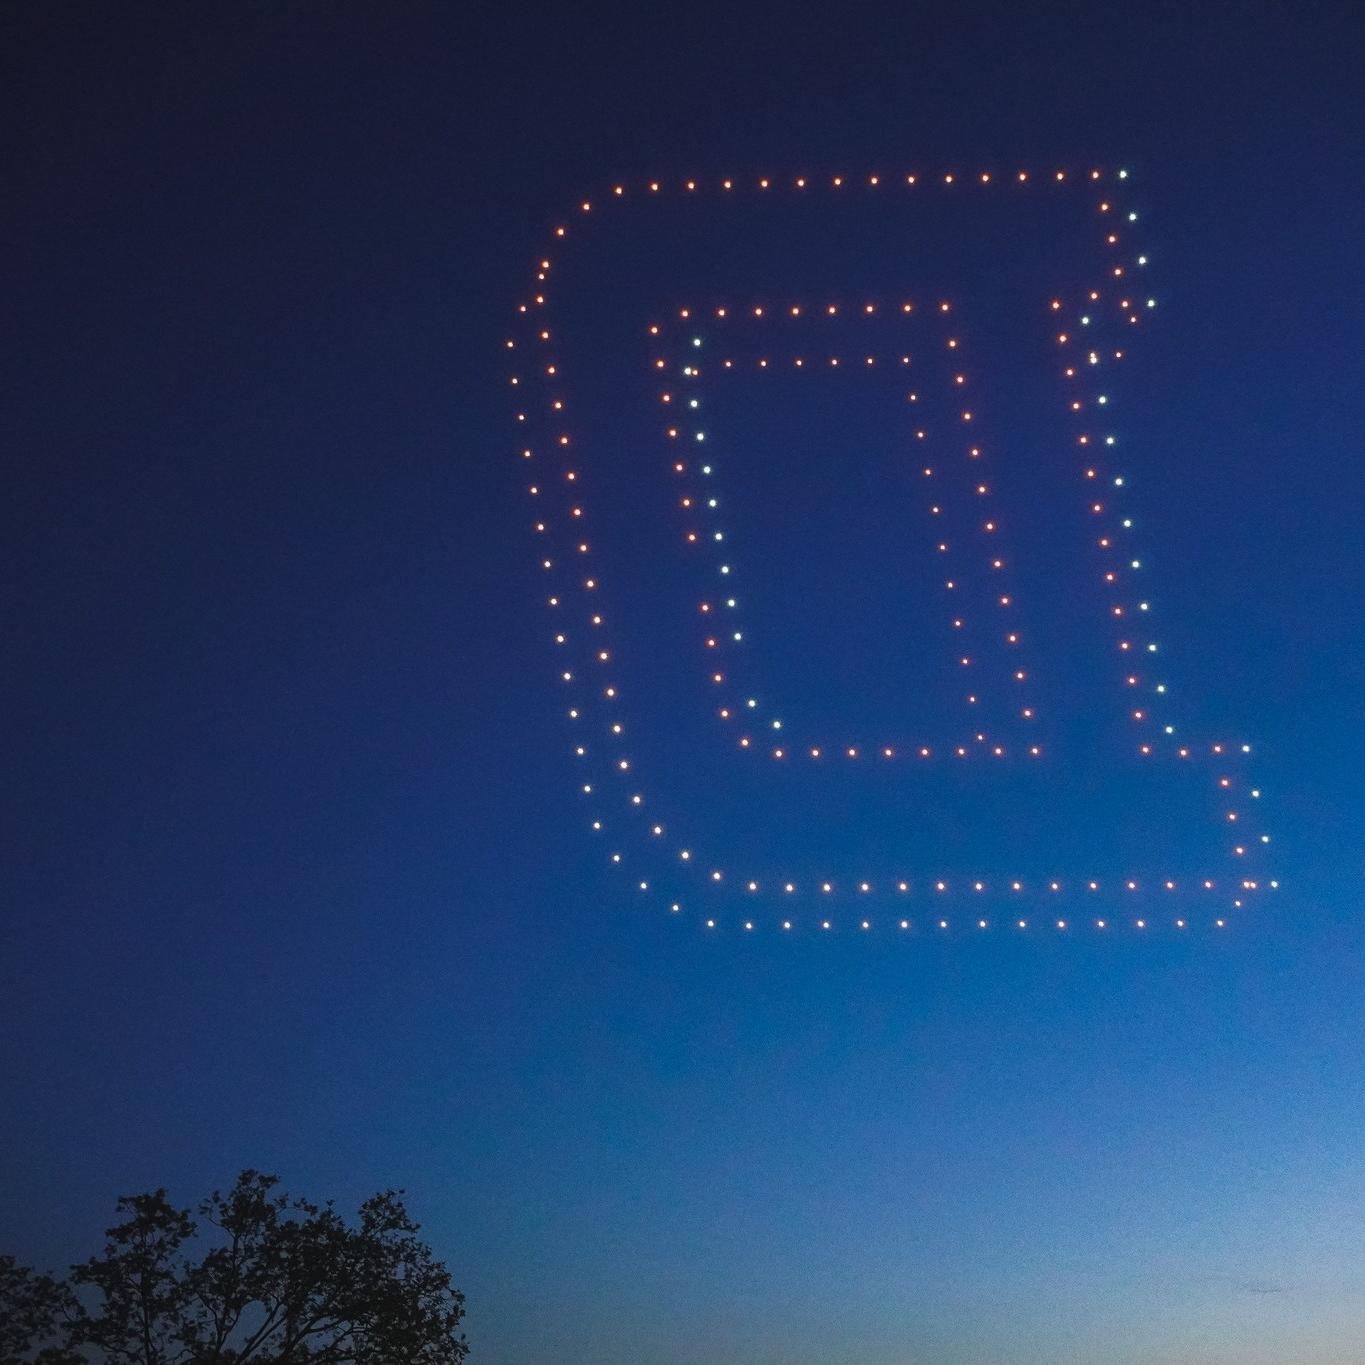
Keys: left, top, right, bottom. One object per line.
{"left": 0, "top": 1171, "right": 467, "bottom": 1365}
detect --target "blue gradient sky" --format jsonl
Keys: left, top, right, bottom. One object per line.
{"left": 3, "top": 5, "right": 1365, "bottom": 1362}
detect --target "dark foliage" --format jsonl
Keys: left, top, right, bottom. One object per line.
{"left": 1, "top": 1173, "right": 467, "bottom": 1364}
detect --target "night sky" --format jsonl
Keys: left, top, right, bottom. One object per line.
{"left": 4, "top": 6, "right": 1365, "bottom": 1363}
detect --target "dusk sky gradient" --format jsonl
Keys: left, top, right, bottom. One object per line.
{"left": 4, "top": 6, "right": 1365, "bottom": 1363}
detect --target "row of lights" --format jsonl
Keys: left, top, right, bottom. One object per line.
{"left": 575, "top": 167, "right": 1127, "bottom": 212}
{"left": 698, "top": 916, "right": 1229, "bottom": 932}
{"left": 625, "top": 871, "right": 1273, "bottom": 896}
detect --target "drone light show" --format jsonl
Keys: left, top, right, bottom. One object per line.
{"left": 508, "top": 168, "right": 1275, "bottom": 933}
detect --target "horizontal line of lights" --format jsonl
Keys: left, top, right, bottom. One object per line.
{"left": 693, "top": 917, "right": 1230, "bottom": 932}
{"left": 578, "top": 168, "right": 1127, "bottom": 213}
{"left": 613, "top": 864, "right": 1276, "bottom": 899}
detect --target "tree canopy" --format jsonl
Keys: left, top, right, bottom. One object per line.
{"left": 0, "top": 1172, "right": 467, "bottom": 1365}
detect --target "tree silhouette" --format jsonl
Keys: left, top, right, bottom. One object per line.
{"left": 0, "top": 1172, "right": 468, "bottom": 1364}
